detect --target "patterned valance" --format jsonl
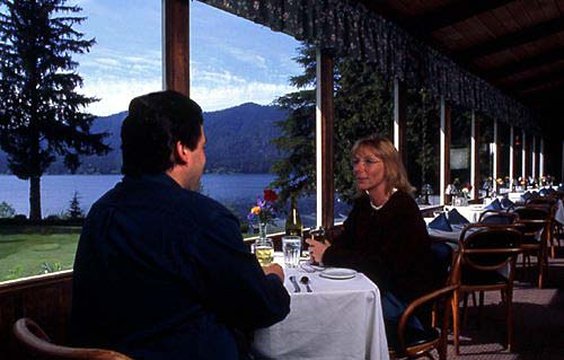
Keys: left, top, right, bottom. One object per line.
{"left": 198, "top": 0, "right": 539, "bottom": 133}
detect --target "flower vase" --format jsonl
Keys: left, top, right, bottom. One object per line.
{"left": 258, "top": 222, "right": 268, "bottom": 242}
{"left": 255, "top": 222, "right": 273, "bottom": 266}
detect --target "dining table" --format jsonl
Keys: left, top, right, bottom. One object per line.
{"left": 443, "top": 204, "right": 486, "bottom": 223}
{"left": 252, "top": 254, "right": 390, "bottom": 360}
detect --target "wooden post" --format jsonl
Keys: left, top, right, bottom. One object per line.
{"left": 470, "top": 111, "right": 480, "bottom": 201}
{"left": 163, "top": 0, "right": 189, "bottom": 96}
{"left": 531, "top": 135, "right": 537, "bottom": 180}
{"left": 393, "top": 78, "right": 407, "bottom": 167}
{"left": 509, "top": 126, "right": 515, "bottom": 188}
{"left": 522, "top": 129, "right": 527, "bottom": 180}
{"left": 493, "top": 119, "right": 499, "bottom": 193}
{"left": 440, "top": 96, "right": 451, "bottom": 205}
{"left": 316, "top": 49, "right": 335, "bottom": 230}
{"left": 539, "top": 138, "right": 545, "bottom": 177}
{"left": 561, "top": 140, "right": 564, "bottom": 183}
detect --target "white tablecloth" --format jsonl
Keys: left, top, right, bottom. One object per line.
{"left": 507, "top": 192, "right": 525, "bottom": 203}
{"left": 253, "top": 264, "right": 389, "bottom": 360}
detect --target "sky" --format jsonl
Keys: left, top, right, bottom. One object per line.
{"left": 71, "top": 0, "right": 303, "bottom": 116}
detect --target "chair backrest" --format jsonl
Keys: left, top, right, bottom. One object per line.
{"left": 458, "top": 224, "right": 523, "bottom": 272}
{"left": 396, "top": 284, "right": 458, "bottom": 357}
{"left": 514, "top": 207, "right": 551, "bottom": 238}
{"left": 479, "top": 210, "right": 519, "bottom": 225}
{"left": 526, "top": 197, "right": 557, "bottom": 207}
{"left": 514, "top": 206, "right": 550, "bottom": 221}
{"left": 13, "top": 318, "right": 132, "bottom": 360}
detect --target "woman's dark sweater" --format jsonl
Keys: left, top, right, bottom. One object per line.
{"left": 323, "top": 191, "right": 435, "bottom": 303}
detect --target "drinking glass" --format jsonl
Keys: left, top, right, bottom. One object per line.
{"left": 255, "top": 238, "right": 274, "bottom": 266}
{"left": 282, "top": 235, "right": 302, "bottom": 268}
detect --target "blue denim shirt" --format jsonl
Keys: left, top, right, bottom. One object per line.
{"left": 70, "top": 174, "right": 289, "bottom": 359}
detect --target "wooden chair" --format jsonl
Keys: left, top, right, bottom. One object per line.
{"left": 525, "top": 197, "right": 556, "bottom": 208}
{"left": 388, "top": 284, "right": 458, "bottom": 360}
{"left": 479, "top": 210, "right": 519, "bottom": 225}
{"left": 452, "top": 224, "right": 522, "bottom": 354}
{"left": 13, "top": 318, "right": 132, "bottom": 360}
{"left": 388, "top": 248, "right": 460, "bottom": 360}
{"left": 514, "top": 207, "right": 552, "bottom": 288}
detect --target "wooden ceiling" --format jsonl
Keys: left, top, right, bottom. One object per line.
{"left": 359, "top": 0, "right": 564, "bottom": 138}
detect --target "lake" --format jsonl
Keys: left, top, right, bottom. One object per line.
{"left": 0, "top": 174, "right": 275, "bottom": 216}
{"left": 0, "top": 174, "right": 327, "bottom": 227}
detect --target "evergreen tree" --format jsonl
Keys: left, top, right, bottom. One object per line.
{"left": 272, "top": 43, "right": 392, "bottom": 204}
{"left": 271, "top": 45, "right": 317, "bottom": 203}
{"left": 66, "top": 191, "right": 84, "bottom": 220}
{"left": 0, "top": 0, "right": 109, "bottom": 220}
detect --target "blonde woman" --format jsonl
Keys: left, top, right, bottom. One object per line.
{"left": 308, "top": 135, "right": 435, "bottom": 330}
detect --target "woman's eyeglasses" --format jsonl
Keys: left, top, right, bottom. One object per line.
{"left": 351, "top": 158, "right": 382, "bottom": 167}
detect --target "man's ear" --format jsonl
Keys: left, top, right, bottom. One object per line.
{"left": 174, "top": 141, "right": 190, "bottom": 165}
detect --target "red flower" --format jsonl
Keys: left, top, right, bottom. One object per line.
{"left": 263, "top": 189, "right": 278, "bottom": 202}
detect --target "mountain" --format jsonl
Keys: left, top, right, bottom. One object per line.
{"left": 205, "top": 103, "right": 287, "bottom": 173}
{"left": 0, "top": 103, "right": 288, "bottom": 175}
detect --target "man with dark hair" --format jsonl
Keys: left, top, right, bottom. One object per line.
{"left": 70, "top": 90, "right": 290, "bottom": 359}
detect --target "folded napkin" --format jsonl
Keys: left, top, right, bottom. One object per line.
{"left": 500, "top": 197, "right": 514, "bottom": 209}
{"left": 447, "top": 208, "right": 470, "bottom": 225}
{"left": 428, "top": 212, "right": 453, "bottom": 231}
{"left": 521, "top": 191, "right": 532, "bottom": 201}
{"left": 484, "top": 198, "right": 502, "bottom": 211}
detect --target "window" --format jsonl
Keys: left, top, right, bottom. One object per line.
{"left": 406, "top": 87, "right": 440, "bottom": 204}
{"left": 0, "top": 0, "right": 162, "bottom": 282}
{"left": 498, "top": 122, "right": 511, "bottom": 190}
{"left": 479, "top": 115, "right": 494, "bottom": 196}
{"left": 190, "top": 2, "right": 305, "bottom": 233}
{"left": 450, "top": 107, "right": 472, "bottom": 189}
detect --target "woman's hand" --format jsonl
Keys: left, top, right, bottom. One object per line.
{"left": 306, "top": 238, "right": 330, "bottom": 264}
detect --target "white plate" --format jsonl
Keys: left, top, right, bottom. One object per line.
{"left": 319, "top": 268, "right": 357, "bottom": 280}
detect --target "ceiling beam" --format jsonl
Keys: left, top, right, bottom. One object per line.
{"left": 410, "top": 0, "right": 515, "bottom": 33}
{"left": 519, "top": 79, "right": 564, "bottom": 96}
{"left": 505, "top": 67, "right": 564, "bottom": 93}
{"left": 483, "top": 47, "right": 564, "bottom": 81}
{"left": 456, "top": 17, "right": 564, "bottom": 59}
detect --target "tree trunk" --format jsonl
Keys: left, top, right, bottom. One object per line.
{"left": 29, "top": 176, "right": 42, "bottom": 221}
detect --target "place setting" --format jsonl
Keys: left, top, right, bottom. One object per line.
{"left": 276, "top": 235, "right": 359, "bottom": 293}
{"left": 253, "top": 234, "right": 388, "bottom": 360}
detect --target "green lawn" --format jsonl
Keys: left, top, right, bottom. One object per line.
{"left": 0, "top": 227, "right": 80, "bottom": 282}
{"left": 0, "top": 226, "right": 260, "bottom": 282}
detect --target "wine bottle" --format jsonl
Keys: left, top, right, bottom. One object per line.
{"left": 285, "top": 195, "right": 303, "bottom": 237}
{"left": 285, "top": 195, "right": 303, "bottom": 255}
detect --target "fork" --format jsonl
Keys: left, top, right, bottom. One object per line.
{"left": 289, "top": 276, "right": 301, "bottom": 293}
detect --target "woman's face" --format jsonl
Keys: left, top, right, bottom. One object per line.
{"left": 352, "top": 145, "right": 387, "bottom": 194}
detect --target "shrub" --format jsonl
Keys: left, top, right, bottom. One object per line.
{"left": 42, "top": 262, "right": 63, "bottom": 274}
{"left": 0, "top": 201, "right": 16, "bottom": 218}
